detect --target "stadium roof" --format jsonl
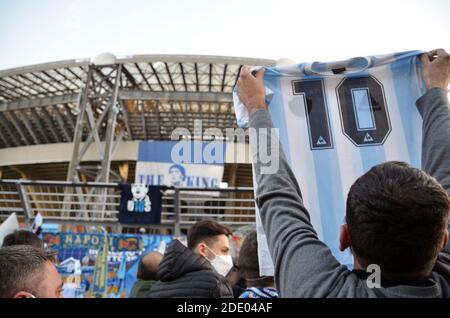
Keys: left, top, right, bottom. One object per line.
{"left": 0, "top": 54, "right": 275, "bottom": 149}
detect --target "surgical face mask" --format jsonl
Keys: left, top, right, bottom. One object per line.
{"left": 205, "top": 245, "right": 233, "bottom": 277}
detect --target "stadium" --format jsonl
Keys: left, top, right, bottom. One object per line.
{"left": 1, "top": 0, "right": 449, "bottom": 302}
{"left": 0, "top": 53, "right": 276, "bottom": 297}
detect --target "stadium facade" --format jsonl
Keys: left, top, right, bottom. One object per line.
{"left": 0, "top": 54, "right": 275, "bottom": 235}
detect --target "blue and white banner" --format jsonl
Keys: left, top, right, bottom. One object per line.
{"left": 135, "top": 141, "right": 226, "bottom": 188}
{"left": 0, "top": 213, "right": 19, "bottom": 246}
{"left": 44, "top": 232, "right": 172, "bottom": 298}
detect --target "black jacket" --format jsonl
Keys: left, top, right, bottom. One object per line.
{"left": 147, "top": 240, "right": 234, "bottom": 298}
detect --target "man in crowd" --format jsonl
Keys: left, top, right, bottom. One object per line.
{"left": 226, "top": 225, "right": 254, "bottom": 298}
{"left": 148, "top": 220, "right": 234, "bottom": 297}
{"left": 0, "top": 245, "right": 63, "bottom": 298}
{"left": 130, "top": 251, "right": 163, "bottom": 298}
{"left": 236, "top": 49, "right": 450, "bottom": 297}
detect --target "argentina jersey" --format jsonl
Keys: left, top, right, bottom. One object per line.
{"left": 235, "top": 50, "right": 427, "bottom": 275}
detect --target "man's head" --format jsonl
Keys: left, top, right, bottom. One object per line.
{"left": 2, "top": 230, "right": 44, "bottom": 248}
{"left": 169, "top": 164, "right": 186, "bottom": 186}
{"left": 0, "top": 245, "right": 63, "bottom": 298}
{"left": 187, "top": 220, "right": 233, "bottom": 276}
{"left": 238, "top": 231, "right": 274, "bottom": 288}
{"left": 136, "top": 251, "right": 163, "bottom": 281}
{"left": 341, "top": 161, "right": 450, "bottom": 281}
{"left": 188, "top": 220, "right": 232, "bottom": 257}
{"left": 230, "top": 225, "right": 256, "bottom": 263}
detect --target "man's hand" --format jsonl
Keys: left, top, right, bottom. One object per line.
{"left": 420, "top": 49, "right": 450, "bottom": 90}
{"left": 236, "top": 66, "right": 267, "bottom": 116}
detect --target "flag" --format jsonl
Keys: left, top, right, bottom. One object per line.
{"left": 118, "top": 184, "right": 165, "bottom": 225}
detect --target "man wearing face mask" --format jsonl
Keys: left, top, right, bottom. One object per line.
{"left": 147, "top": 220, "right": 234, "bottom": 298}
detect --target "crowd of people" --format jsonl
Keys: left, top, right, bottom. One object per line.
{"left": 0, "top": 49, "right": 449, "bottom": 298}
{"left": 0, "top": 222, "right": 272, "bottom": 298}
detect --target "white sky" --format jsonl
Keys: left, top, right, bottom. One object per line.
{"left": 0, "top": 0, "right": 449, "bottom": 70}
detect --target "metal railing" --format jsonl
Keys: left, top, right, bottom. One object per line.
{"left": 0, "top": 179, "right": 256, "bottom": 235}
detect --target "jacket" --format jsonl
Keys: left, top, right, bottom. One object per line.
{"left": 147, "top": 239, "right": 233, "bottom": 298}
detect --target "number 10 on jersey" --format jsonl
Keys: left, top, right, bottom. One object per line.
{"left": 292, "top": 75, "right": 391, "bottom": 150}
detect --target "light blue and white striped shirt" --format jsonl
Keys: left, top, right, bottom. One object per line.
{"left": 234, "top": 51, "right": 426, "bottom": 275}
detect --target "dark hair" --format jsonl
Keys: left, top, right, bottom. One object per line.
{"left": 238, "top": 231, "right": 274, "bottom": 288}
{"left": 0, "top": 245, "right": 56, "bottom": 298}
{"left": 346, "top": 161, "right": 450, "bottom": 278}
{"left": 2, "top": 230, "right": 44, "bottom": 248}
{"left": 238, "top": 231, "right": 259, "bottom": 279}
{"left": 137, "top": 251, "right": 163, "bottom": 281}
{"left": 187, "top": 220, "right": 232, "bottom": 250}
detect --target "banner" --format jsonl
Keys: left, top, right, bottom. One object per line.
{"left": 135, "top": 141, "right": 225, "bottom": 188}
{"left": 43, "top": 233, "right": 143, "bottom": 251}
{"left": 118, "top": 184, "right": 164, "bottom": 225}
{"left": 44, "top": 232, "right": 172, "bottom": 298}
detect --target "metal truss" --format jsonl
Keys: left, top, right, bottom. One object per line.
{"left": 0, "top": 55, "right": 275, "bottom": 150}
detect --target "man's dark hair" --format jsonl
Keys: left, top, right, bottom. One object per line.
{"left": 2, "top": 230, "right": 44, "bottom": 248}
{"left": 0, "top": 245, "right": 56, "bottom": 298}
{"left": 238, "top": 231, "right": 274, "bottom": 288}
{"left": 137, "top": 251, "right": 163, "bottom": 281}
{"left": 238, "top": 231, "right": 259, "bottom": 280}
{"left": 346, "top": 161, "right": 450, "bottom": 279}
{"left": 187, "top": 220, "right": 232, "bottom": 250}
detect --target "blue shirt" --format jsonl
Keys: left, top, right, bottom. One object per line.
{"left": 239, "top": 287, "right": 279, "bottom": 298}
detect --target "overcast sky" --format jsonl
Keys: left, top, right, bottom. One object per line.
{"left": 0, "top": 0, "right": 449, "bottom": 69}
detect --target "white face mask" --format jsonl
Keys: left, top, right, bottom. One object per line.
{"left": 205, "top": 245, "right": 234, "bottom": 277}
